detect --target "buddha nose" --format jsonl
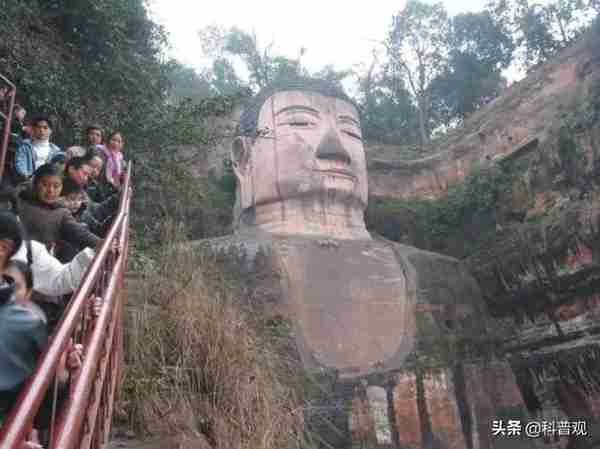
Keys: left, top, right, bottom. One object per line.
{"left": 315, "top": 129, "right": 352, "bottom": 165}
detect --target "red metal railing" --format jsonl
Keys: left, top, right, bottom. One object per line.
{"left": 0, "top": 75, "right": 16, "bottom": 182}
{"left": 0, "top": 163, "right": 132, "bottom": 449}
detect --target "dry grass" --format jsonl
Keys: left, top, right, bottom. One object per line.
{"left": 122, "top": 223, "right": 309, "bottom": 449}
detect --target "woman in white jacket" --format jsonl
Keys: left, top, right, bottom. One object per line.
{"left": 0, "top": 211, "right": 93, "bottom": 296}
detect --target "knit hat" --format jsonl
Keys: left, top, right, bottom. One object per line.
{"left": 0, "top": 211, "right": 23, "bottom": 258}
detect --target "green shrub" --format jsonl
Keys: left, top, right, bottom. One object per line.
{"left": 367, "top": 163, "right": 519, "bottom": 257}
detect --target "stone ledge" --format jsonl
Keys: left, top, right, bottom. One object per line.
{"left": 466, "top": 199, "right": 600, "bottom": 316}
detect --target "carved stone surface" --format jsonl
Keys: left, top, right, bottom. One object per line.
{"left": 232, "top": 88, "right": 369, "bottom": 240}
{"left": 366, "top": 386, "right": 393, "bottom": 446}
{"left": 274, "top": 236, "right": 415, "bottom": 377}
{"left": 348, "top": 388, "right": 377, "bottom": 448}
{"left": 423, "top": 370, "right": 467, "bottom": 449}
{"left": 197, "top": 229, "right": 483, "bottom": 378}
{"left": 190, "top": 79, "right": 529, "bottom": 448}
{"left": 392, "top": 373, "right": 422, "bottom": 449}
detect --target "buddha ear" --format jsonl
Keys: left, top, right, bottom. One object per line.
{"left": 231, "top": 137, "right": 253, "bottom": 212}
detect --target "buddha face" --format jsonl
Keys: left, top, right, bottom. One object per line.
{"left": 233, "top": 91, "right": 368, "bottom": 216}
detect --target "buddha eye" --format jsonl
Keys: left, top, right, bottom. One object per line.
{"left": 280, "top": 114, "right": 317, "bottom": 128}
{"left": 342, "top": 129, "right": 362, "bottom": 141}
{"left": 289, "top": 121, "right": 312, "bottom": 127}
{"left": 256, "top": 127, "right": 271, "bottom": 137}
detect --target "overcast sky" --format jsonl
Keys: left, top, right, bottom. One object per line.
{"left": 148, "top": 0, "right": 552, "bottom": 87}
{"left": 150, "top": 1, "right": 486, "bottom": 68}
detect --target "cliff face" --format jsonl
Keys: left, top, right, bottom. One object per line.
{"left": 365, "top": 28, "right": 600, "bottom": 449}
{"left": 366, "top": 31, "right": 599, "bottom": 202}
{"left": 176, "top": 29, "right": 600, "bottom": 449}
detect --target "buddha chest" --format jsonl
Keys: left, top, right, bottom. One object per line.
{"left": 271, "top": 237, "right": 416, "bottom": 378}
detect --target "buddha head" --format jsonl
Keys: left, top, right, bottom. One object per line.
{"left": 232, "top": 78, "right": 369, "bottom": 239}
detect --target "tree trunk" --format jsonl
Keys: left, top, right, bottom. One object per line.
{"left": 416, "top": 57, "right": 430, "bottom": 149}
{"left": 417, "top": 96, "right": 429, "bottom": 148}
{"left": 557, "top": 16, "right": 568, "bottom": 46}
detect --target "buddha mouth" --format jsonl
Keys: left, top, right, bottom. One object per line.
{"left": 314, "top": 168, "right": 356, "bottom": 180}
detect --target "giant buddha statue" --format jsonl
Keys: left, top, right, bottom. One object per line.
{"left": 196, "top": 78, "right": 534, "bottom": 449}
{"left": 228, "top": 78, "right": 481, "bottom": 377}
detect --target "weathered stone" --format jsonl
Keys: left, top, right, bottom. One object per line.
{"left": 193, "top": 80, "right": 486, "bottom": 382}
{"left": 466, "top": 198, "right": 600, "bottom": 316}
{"left": 464, "top": 361, "right": 537, "bottom": 449}
{"left": 349, "top": 387, "right": 377, "bottom": 448}
{"left": 366, "top": 386, "right": 393, "bottom": 446}
{"left": 463, "top": 363, "right": 496, "bottom": 449}
{"left": 274, "top": 236, "right": 415, "bottom": 376}
{"left": 423, "top": 369, "right": 467, "bottom": 449}
{"left": 392, "top": 373, "right": 422, "bottom": 449}
{"left": 189, "top": 77, "right": 524, "bottom": 449}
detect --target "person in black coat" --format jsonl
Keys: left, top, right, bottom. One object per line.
{"left": 15, "top": 164, "right": 101, "bottom": 255}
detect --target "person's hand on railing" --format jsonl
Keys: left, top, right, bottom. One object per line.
{"left": 58, "top": 341, "right": 84, "bottom": 385}
{"left": 111, "top": 238, "right": 120, "bottom": 255}
{"left": 66, "top": 343, "right": 84, "bottom": 371}
{"left": 21, "top": 429, "right": 42, "bottom": 449}
{"left": 90, "top": 295, "right": 103, "bottom": 318}
{"left": 22, "top": 440, "right": 43, "bottom": 449}
{"left": 95, "top": 238, "right": 121, "bottom": 256}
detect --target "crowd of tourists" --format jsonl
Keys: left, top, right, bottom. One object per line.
{"left": 0, "top": 103, "right": 126, "bottom": 448}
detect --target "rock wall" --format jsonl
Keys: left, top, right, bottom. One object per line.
{"left": 361, "top": 31, "right": 600, "bottom": 449}
{"left": 366, "top": 33, "right": 598, "bottom": 200}
{"left": 176, "top": 30, "right": 600, "bottom": 449}
{"left": 465, "top": 198, "right": 600, "bottom": 449}
{"left": 448, "top": 30, "right": 600, "bottom": 449}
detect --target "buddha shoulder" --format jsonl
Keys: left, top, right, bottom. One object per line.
{"left": 382, "top": 238, "right": 482, "bottom": 309}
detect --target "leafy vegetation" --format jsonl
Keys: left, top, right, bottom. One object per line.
{"left": 555, "top": 72, "right": 600, "bottom": 186}
{"left": 430, "top": 10, "right": 514, "bottom": 125}
{"left": 126, "top": 95, "right": 242, "bottom": 251}
{"left": 367, "top": 163, "right": 523, "bottom": 257}
{"left": 1, "top": 0, "right": 245, "bottom": 249}
{"left": 486, "top": 0, "right": 596, "bottom": 70}
{"left": 355, "top": 55, "right": 422, "bottom": 146}
{"left": 197, "top": 26, "right": 351, "bottom": 94}
{"left": 183, "top": 0, "right": 600, "bottom": 153}
{"left": 557, "top": 123, "right": 585, "bottom": 176}
{"left": 0, "top": 0, "right": 169, "bottom": 145}
{"left": 385, "top": 1, "right": 450, "bottom": 147}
